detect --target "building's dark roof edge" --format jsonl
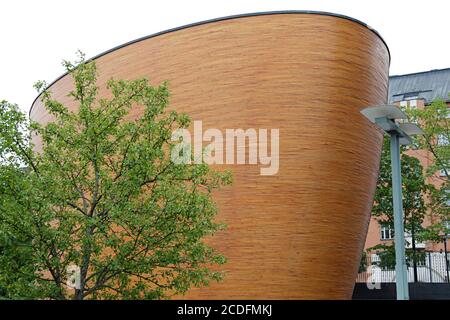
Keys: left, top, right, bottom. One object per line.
{"left": 390, "top": 97, "right": 450, "bottom": 104}
{"left": 389, "top": 67, "right": 450, "bottom": 78}
{"left": 29, "top": 10, "right": 390, "bottom": 116}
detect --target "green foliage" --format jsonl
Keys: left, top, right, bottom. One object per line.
{"left": 358, "top": 251, "right": 367, "bottom": 273}
{"left": 407, "top": 98, "right": 449, "bottom": 179}
{"left": 370, "top": 137, "right": 436, "bottom": 241}
{"left": 368, "top": 97, "right": 450, "bottom": 260}
{"left": 406, "top": 98, "right": 449, "bottom": 237}
{"left": 368, "top": 244, "right": 426, "bottom": 270}
{"left": 0, "top": 53, "right": 231, "bottom": 300}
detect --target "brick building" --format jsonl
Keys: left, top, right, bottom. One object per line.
{"left": 363, "top": 68, "right": 450, "bottom": 282}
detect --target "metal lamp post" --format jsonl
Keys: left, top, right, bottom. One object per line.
{"left": 361, "top": 104, "right": 424, "bottom": 300}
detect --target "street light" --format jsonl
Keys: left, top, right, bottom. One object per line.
{"left": 361, "top": 104, "right": 424, "bottom": 300}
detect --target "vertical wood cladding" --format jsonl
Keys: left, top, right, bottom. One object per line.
{"left": 30, "top": 13, "right": 389, "bottom": 299}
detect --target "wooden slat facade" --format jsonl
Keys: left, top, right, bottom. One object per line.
{"left": 30, "top": 12, "right": 390, "bottom": 299}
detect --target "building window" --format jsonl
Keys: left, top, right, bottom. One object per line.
{"left": 445, "top": 190, "right": 450, "bottom": 207}
{"left": 444, "top": 220, "right": 450, "bottom": 228}
{"left": 444, "top": 221, "right": 450, "bottom": 235}
{"left": 409, "top": 99, "right": 417, "bottom": 108}
{"left": 380, "top": 224, "right": 395, "bottom": 240}
{"left": 399, "top": 99, "right": 418, "bottom": 110}
{"left": 437, "top": 134, "right": 449, "bottom": 146}
{"left": 439, "top": 162, "right": 449, "bottom": 177}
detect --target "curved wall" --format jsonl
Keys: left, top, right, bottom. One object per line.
{"left": 30, "top": 12, "right": 390, "bottom": 299}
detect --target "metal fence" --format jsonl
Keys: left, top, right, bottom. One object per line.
{"left": 356, "top": 252, "right": 450, "bottom": 283}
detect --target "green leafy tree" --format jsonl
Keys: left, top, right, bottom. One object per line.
{"left": 0, "top": 53, "right": 231, "bottom": 300}
{"left": 407, "top": 98, "right": 449, "bottom": 179}
{"left": 406, "top": 98, "right": 450, "bottom": 234}
{"left": 367, "top": 243, "right": 426, "bottom": 270}
{"left": 367, "top": 137, "right": 444, "bottom": 268}
{"left": 366, "top": 99, "right": 450, "bottom": 273}
{"left": 370, "top": 138, "right": 436, "bottom": 242}
{"left": 358, "top": 251, "right": 367, "bottom": 273}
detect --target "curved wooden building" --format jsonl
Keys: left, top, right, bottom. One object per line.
{"left": 30, "top": 11, "right": 390, "bottom": 299}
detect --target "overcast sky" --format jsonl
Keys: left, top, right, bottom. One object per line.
{"left": 1, "top": 0, "right": 449, "bottom": 113}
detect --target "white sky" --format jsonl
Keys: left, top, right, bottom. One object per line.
{"left": 1, "top": 0, "right": 449, "bottom": 113}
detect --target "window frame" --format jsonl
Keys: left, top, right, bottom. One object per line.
{"left": 380, "top": 224, "right": 395, "bottom": 240}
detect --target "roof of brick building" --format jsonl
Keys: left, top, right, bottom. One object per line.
{"left": 388, "top": 68, "right": 450, "bottom": 104}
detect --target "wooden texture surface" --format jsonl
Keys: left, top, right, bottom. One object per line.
{"left": 30, "top": 13, "right": 390, "bottom": 299}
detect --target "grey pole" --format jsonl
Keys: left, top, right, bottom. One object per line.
{"left": 361, "top": 105, "right": 422, "bottom": 300}
{"left": 390, "top": 132, "right": 410, "bottom": 300}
